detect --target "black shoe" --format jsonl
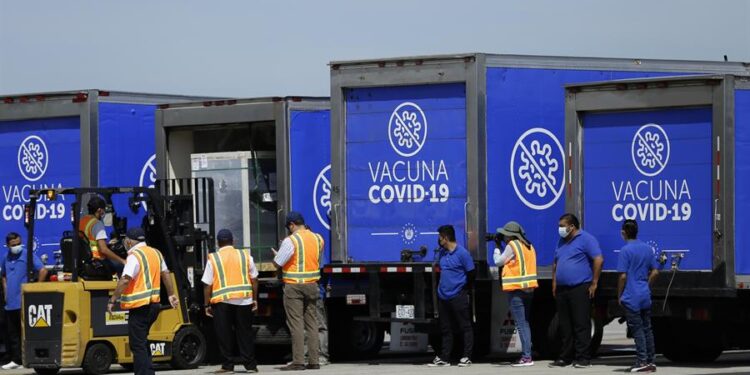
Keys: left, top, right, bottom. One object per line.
{"left": 548, "top": 359, "right": 573, "bottom": 368}
{"left": 279, "top": 364, "right": 306, "bottom": 371}
{"left": 305, "top": 364, "right": 320, "bottom": 370}
{"left": 574, "top": 360, "right": 592, "bottom": 368}
{"left": 244, "top": 365, "right": 259, "bottom": 373}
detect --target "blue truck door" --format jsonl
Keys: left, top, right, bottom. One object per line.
{"left": 98, "top": 103, "right": 158, "bottom": 233}
{"left": 582, "top": 107, "right": 713, "bottom": 271}
{"left": 289, "top": 109, "right": 332, "bottom": 265}
{"left": 0, "top": 117, "right": 81, "bottom": 262}
{"left": 345, "top": 83, "right": 467, "bottom": 262}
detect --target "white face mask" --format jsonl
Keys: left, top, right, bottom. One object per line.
{"left": 558, "top": 226, "right": 571, "bottom": 238}
{"left": 9, "top": 245, "right": 22, "bottom": 255}
{"left": 103, "top": 212, "right": 113, "bottom": 227}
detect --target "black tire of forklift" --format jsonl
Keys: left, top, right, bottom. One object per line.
{"left": 82, "top": 342, "right": 114, "bottom": 375}
{"left": 33, "top": 368, "right": 60, "bottom": 375}
{"left": 542, "top": 313, "right": 604, "bottom": 360}
{"left": 170, "top": 325, "right": 207, "bottom": 369}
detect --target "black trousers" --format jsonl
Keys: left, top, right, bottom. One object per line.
{"left": 6, "top": 309, "right": 21, "bottom": 364}
{"left": 128, "top": 304, "right": 160, "bottom": 375}
{"left": 556, "top": 283, "right": 592, "bottom": 362}
{"left": 437, "top": 290, "right": 473, "bottom": 360}
{"left": 213, "top": 303, "right": 257, "bottom": 370}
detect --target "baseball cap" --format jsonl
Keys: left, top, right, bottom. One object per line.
{"left": 217, "top": 229, "right": 234, "bottom": 242}
{"left": 126, "top": 227, "right": 146, "bottom": 241}
{"left": 285, "top": 211, "right": 305, "bottom": 225}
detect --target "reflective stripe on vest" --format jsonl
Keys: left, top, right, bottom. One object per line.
{"left": 79, "top": 215, "right": 102, "bottom": 260}
{"left": 208, "top": 247, "right": 253, "bottom": 303}
{"left": 282, "top": 230, "right": 322, "bottom": 284}
{"left": 121, "top": 246, "right": 163, "bottom": 309}
{"left": 501, "top": 240, "right": 538, "bottom": 291}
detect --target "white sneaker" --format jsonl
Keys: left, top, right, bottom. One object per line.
{"left": 457, "top": 357, "right": 472, "bottom": 367}
{"left": 1, "top": 361, "right": 21, "bottom": 370}
{"left": 427, "top": 356, "right": 450, "bottom": 367}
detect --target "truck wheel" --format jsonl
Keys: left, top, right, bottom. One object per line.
{"left": 82, "top": 342, "right": 113, "bottom": 375}
{"left": 660, "top": 321, "right": 723, "bottom": 363}
{"left": 33, "top": 368, "right": 60, "bottom": 375}
{"left": 540, "top": 314, "right": 603, "bottom": 359}
{"left": 348, "top": 321, "right": 384, "bottom": 358}
{"left": 171, "top": 325, "right": 207, "bottom": 369}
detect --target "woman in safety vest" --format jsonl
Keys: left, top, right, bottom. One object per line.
{"left": 493, "top": 221, "right": 538, "bottom": 367}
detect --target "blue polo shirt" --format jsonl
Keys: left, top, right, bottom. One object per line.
{"left": 437, "top": 245, "right": 475, "bottom": 300}
{"left": 1, "top": 247, "right": 44, "bottom": 311}
{"left": 617, "top": 240, "right": 659, "bottom": 311}
{"left": 554, "top": 230, "right": 601, "bottom": 287}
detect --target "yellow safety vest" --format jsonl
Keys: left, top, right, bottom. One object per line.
{"left": 79, "top": 214, "right": 103, "bottom": 260}
{"left": 121, "top": 245, "right": 164, "bottom": 309}
{"left": 208, "top": 247, "right": 253, "bottom": 304}
{"left": 282, "top": 229, "right": 323, "bottom": 284}
{"left": 501, "top": 240, "right": 539, "bottom": 291}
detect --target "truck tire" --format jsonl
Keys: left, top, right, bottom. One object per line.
{"left": 348, "top": 321, "right": 384, "bottom": 359}
{"left": 659, "top": 320, "right": 723, "bottom": 363}
{"left": 82, "top": 342, "right": 113, "bottom": 375}
{"left": 541, "top": 313, "right": 604, "bottom": 360}
{"left": 33, "top": 367, "right": 60, "bottom": 375}
{"left": 170, "top": 325, "right": 207, "bottom": 369}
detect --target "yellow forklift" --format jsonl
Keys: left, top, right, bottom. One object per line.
{"left": 21, "top": 181, "right": 215, "bottom": 375}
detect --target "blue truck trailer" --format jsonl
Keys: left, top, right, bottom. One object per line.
{"left": 325, "top": 54, "right": 748, "bottom": 359}
{"left": 0, "top": 89, "right": 210, "bottom": 362}
{"left": 564, "top": 74, "right": 750, "bottom": 362}
{"left": 154, "top": 97, "right": 331, "bottom": 353}
{"left": 0, "top": 90, "right": 210, "bottom": 265}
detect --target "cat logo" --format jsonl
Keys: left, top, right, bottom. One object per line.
{"left": 150, "top": 342, "right": 166, "bottom": 356}
{"left": 28, "top": 304, "right": 53, "bottom": 328}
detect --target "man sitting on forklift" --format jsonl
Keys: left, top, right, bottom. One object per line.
{"left": 79, "top": 196, "right": 126, "bottom": 272}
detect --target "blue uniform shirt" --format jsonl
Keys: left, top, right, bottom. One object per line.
{"left": 437, "top": 245, "right": 475, "bottom": 300}
{"left": 554, "top": 230, "right": 602, "bottom": 287}
{"left": 1, "top": 246, "right": 44, "bottom": 311}
{"left": 617, "top": 240, "right": 659, "bottom": 311}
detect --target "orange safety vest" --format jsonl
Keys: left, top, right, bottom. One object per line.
{"left": 501, "top": 239, "right": 539, "bottom": 291}
{"left": 121, "top": 245, "right": 164, "bottom": 310}
{"left": 79, "top": 214, "right": 103, "bottom": 260}
{"left": 282, "top": 229, "right": 323, "bottom": 284}
{"left": 207, "top": 247, "right": 254, "bottom": 304}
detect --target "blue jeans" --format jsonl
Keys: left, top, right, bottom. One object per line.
{"left": 624, "top": 307, "right": 655, "bottom": 364}
{"left": 508, "top": 290, "right": 533, "bottom": 358}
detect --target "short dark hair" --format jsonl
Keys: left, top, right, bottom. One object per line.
{"left": 622, "top": 219, "right": 638, "bottom": 239}
{"left": 217, "top": 239, "right": 233, "bottom": 247}
{"left": 5, "top": 232, "right": 20, "bottom": 245}
{"left": 559, "top": 213, "right": 580, "bottom": 229}
{"left": 437, "top": 225, "right": 456, "bottom": 242}
{"left": 87, "top": 196, "right": 106, "bottom": 214}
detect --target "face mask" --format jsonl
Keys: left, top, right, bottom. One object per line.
{"left": 9, "top": 245, "right": 22, "bottom": 255}
{"left": 103, "top": 212, "right": 113, "bottom": 227}
{"left": 558, "top": 226, "right": 570, "bottom": 238}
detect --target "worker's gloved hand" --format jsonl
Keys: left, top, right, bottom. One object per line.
{"left": 168, "top": 295, "right": 179, "bottom": 309}
{"left": 251, "top": 301, "right": 258, "bottom": 312}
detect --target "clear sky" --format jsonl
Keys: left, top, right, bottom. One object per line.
{"left": 1, "top": 0, "right": 748, "bottom": 98}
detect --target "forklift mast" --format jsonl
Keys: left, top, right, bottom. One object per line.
{"left": 24, "top": 179, "right": 215, "bottom": 324}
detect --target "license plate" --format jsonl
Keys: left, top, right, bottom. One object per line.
{"left": 396, "top": 305, "right": 415, "bottom": 319}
